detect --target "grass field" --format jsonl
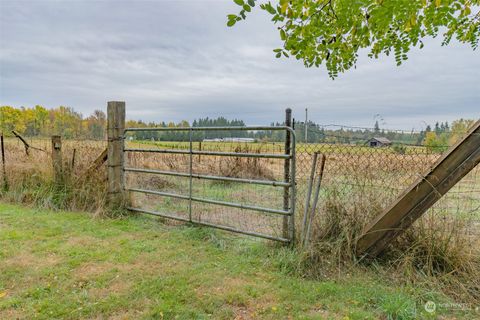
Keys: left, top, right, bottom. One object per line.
{"left": 2, "top": 137, "right": 479, "bottom": 314}
{"left": 1, "top": 203, "right": 478, "bottom": 319}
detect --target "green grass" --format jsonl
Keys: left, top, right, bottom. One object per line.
{"left": 0, "top": 203, "right": 476, "bottom": 319}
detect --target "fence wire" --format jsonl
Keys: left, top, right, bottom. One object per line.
{"left": 294, "top": 136, "right": 480, "bottom": 241}
{"left": 1, "top": 129, "right": 478, "bottom": 241}
{"left": 0, "top": 137, "right": 107, "bottom": 176}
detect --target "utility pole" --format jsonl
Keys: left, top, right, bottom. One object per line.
{"left": 305, "top": 107, "right": 308, "bottom": 143}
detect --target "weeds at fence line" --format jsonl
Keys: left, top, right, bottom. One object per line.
{"left": 0, "top": 138, "right": 108, "bottom": 213}
{"left": 1, "top": 134, "right": 479, "bottom": 304}
{"left": 293, "top": 142, "right": 480, "bottom": 303}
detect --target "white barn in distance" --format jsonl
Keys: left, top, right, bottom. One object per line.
{"left": 203, "top": 137, "right": 255, "bottom": 143}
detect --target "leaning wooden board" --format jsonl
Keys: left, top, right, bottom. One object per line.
{"left": 357, "top": 120, "right": 480, "bottom": 258}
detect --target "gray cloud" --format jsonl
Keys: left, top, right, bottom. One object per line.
{"left": 1, "top": 0, "right": 479, "bottom": 130}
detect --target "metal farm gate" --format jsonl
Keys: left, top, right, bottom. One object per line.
{"left": 122, "top": 126, "right": 296, "bottom": 243}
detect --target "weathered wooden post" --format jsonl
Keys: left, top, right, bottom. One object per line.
{"left": 198, "top": 141, "right": 202, "bottom": 162}
{"left": 71, "top": 148, "right": 76, "bottom": 170}
{"left": 357, "top": 119, "right": 480, "bottom": 258}
{"left": 51, "top": 135, "right": 63, "bottom": 186}
{"left": 283, "top": 108, "right": 292, "bottom": 241}
{"left": 1, "top": 133, "right": 8, "bottom": 190}
{"left": 107, "top": 101, "right": 126, "bottom": 208}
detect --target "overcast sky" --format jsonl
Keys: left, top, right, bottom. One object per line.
{"left": 0, "top": 0, "right": 478, "bottom": 130}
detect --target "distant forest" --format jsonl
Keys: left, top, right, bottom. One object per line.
{"left": 0, "top": 105, "right": 475, "bottom": 149}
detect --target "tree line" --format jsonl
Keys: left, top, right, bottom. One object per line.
{"left": 1, "top": 105, "right": 474, "bottom": 150}
{"left": 125, "top": 117, "right": 249, "bottom": 141}
{"left": 0, "top": 105, "right": 106, "bottom": 139}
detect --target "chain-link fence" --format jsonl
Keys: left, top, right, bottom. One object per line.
{"left": 294, "top": 133, "right": 480, "bottom": 244}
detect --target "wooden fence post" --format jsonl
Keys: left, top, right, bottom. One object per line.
{"left": 1, "top": 133, "right": 7, "bottom": 190}
{"left": 107, "top": 101, "right": 126, "bottom": 208}
{"left": 71, "top": 148, "right": 76, "bottom": 170}
{"left": 357, "top": 119, "right": 480, "bottom": 258}
{"left": 51, "top": 135, "right": 63, "bottom": 185}
{"left": 198, "top": 141, "right": 202, "bottom": 162}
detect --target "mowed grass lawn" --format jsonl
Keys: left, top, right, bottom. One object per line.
{"left": 0, "top": 203, "right": 473, "bottom": 320}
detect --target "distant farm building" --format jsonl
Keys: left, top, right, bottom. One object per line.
{"left": 203, "top": 137, "right": 255, "bottom": 143}
{"left": 367, "top": 137, "right": 392, "bottom": 147}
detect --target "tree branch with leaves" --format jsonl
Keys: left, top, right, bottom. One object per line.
{"left": 228, "top": 0, "right": 480, "bottom": 78}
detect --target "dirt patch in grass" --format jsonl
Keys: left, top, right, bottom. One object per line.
{"left": 0, "top": 308, "right": 25, "bottom": 320}
{"left": 90, "top": 310, "right": 143, "bottom": 320}
{"left": 231, "top": 305, "right": 255, "bottom": 320}
{"left": 216, "top": 277, "right": 254, "bottom": 293}
{"left": 73, "top": 262, "right": 134, "bottom": 299}
{"left": 89, "top": 275, "right": 133, "bottom": 298}
{"left": 66, "top": 235, "right": 99, "bottom": 247}
{"left": 306, "top": 306, "right": 342, "bottom": 319}
{"left": 1, "top": 252, "right": 62, "bottom": 304}
{"left": 4, "top": 252, "right": 61, "bottom": 270}
{"left": 74, "top": 262, "right": 116, "bottom": 280}
{"left": 196, "top": 276, "right": 279, "bottom": 319}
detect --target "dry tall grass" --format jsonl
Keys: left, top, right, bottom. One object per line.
{"left": 2, "top": 137, "right": 479, "bottom": 304}
{"left": 1, "top": 138, "right": 108, "bottom": 213}
{"left": 294, "top": 146, "right": 480, "bottom": 304}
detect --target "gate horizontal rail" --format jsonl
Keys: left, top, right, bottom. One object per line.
{"left": 125, "top": 126, "right": 292, "bottom": 132}
{"left": 123, "top": 148, "right": 290, "bottom": 159}
{"left": 126, "top": 207, "right": 290, "bottom": 243}
{"left": 123, "top": 125, "right": 296, "bottom": 242}
{"left": 124, "top": 167, "right": 291, "bottom": 187}
{"left": 126, "top": 187, "right": 291, "bottom": 215}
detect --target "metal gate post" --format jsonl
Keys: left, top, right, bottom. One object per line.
{"left": 188, "top": 128, "right": 193, "bottom": 222}
{"left": 289, "top": 126, "right": 296, "bottom": 244}
{"left": 283, "top": 108, "right": 292, "bottom": 242}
